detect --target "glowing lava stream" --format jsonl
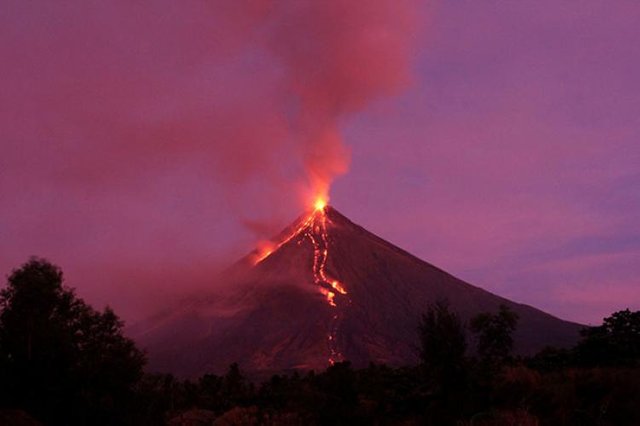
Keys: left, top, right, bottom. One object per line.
{"left": 254, "top": 203, "right": 350, "bottom": 365}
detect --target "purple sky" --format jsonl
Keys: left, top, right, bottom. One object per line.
{"left": 1, "top": 1, "right": 639, "bottom": 325}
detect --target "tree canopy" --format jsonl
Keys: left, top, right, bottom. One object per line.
{"left": 470, "top": 304, "right": 519, "bottom": 366}
{"left": 576, "top": 309, "right": 640, "bottom": 367}
{"left": 417, "top": 300, "right": 467, "bottom": 400}
{"left": 0, "top": 258, "right": 145, "bottom": 425}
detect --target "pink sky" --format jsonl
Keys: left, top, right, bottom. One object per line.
{"left": 1, "top": 0, "right": 639, "bottom": 325}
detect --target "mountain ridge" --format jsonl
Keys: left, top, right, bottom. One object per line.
{"left": 133, "top": 205, "right": 582, "bottom": 377}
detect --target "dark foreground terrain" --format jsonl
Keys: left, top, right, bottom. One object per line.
{"left": 2, "top": 259, "right": 639, "bottom": 425}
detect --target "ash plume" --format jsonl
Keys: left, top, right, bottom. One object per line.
{"left": 0, "top": 0, "right": 419, "bottom": 319}
{"left": 263, "top": 0, "right": 419, "bottom": 203}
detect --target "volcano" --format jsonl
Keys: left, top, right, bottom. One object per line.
{"left": 133, "top": 206, "right": 582, "bottom": 377}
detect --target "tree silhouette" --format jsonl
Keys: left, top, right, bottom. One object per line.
{"left": 470, "top": 304, "right": 519, "bottom": 367}
{"left": 418, "top": 301, "right": 467, "bottom": 394}
{"left": 418, "top": 301, "right": 467, "bottom": 373}
{"left": 0, "top": 258, "right": 145, "bottom": 425}
{"left": 577, "top": 309, "right": 640, "bottom": 367}
{"left": 418, "top": 302, "right": 468, "bottom": 424}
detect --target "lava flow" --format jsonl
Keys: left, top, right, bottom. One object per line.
{"left": 254, "top": 198, "right": 349, "bottom": 364}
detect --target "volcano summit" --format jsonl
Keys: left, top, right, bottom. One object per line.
{"left": 134, "top": 206, "right": 582, "bottom": 377}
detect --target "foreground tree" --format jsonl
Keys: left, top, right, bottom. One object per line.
{"left": 418, "top": 301, "right": 467, "bottom": 375}
{"left": 470, "top": 304, "right": 519, "bottom": 367}
{"left": 576, "top": 309, "right": 640, "bottom": 367}
{"left": 0, "top": 258, "right": 145, "bottom": 425}
{"left": 418, "top": 302, "right": 469, "bottom": 424}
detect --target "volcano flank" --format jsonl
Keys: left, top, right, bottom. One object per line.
{"left": 134, "top": 206, "right": 582, "bottom": 377}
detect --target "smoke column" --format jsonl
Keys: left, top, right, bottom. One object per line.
{"left": 262, "top": 0, "right": 418, "bottom": 204}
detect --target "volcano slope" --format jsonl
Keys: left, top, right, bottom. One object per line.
{"left": 133, "top": 206, "right": 582, "bottom": 377}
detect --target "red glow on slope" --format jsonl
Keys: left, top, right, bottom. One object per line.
{"left": 253, "top": 241, "right": 275, "bottom": 264}
{"left": 253, "top": 202, "right": 350, "bottom": 364}
{"left": 319, "top": 287, "right": 336, "bottom": 307}
{"left": 251, "top": 212, "right": 315, "bottom": 265}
